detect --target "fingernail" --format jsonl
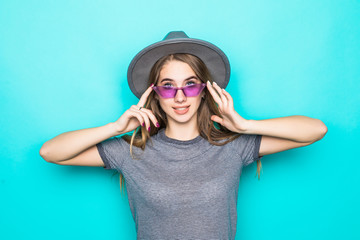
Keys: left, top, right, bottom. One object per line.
{"left": 213, "top": 82, "right": 218, "bottom": 85}
{"left": 207, "top": 80, "right": 210, "bottom": 84}
{"left": 148, "top": 126, "right": 151, "bottom": 132}
{"left": 142, "top": 122, "right": 145, "bottom": 127}
{"left": 156, "top": 122, "right": 160, "bottom": 128}
{"left": 150, "top": 83, "right": 154, "bottom": 87}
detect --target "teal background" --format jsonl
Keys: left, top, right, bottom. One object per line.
{"left": 1, "top": 0, "right": 359, "bottom": 239}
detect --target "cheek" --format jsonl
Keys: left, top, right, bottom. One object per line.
{"left": 158, "top": 99, "right": 171, "bottom": 111}
{"left": 191, "top": 97, "right": 203, "bottom": 111}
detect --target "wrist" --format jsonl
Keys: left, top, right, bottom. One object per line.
{"left": 241, "top": 119, "right": 256, "bottom": 134}
{"left": 107, "top": 122, "right": 123, "bottom": 136}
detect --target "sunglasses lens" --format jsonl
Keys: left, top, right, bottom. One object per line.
{"left": 183, "top": 84, "right": 205, "bottom": 97}
{"left": 154, "top": 83, "right": 205, "bottom": 98}
{"left": 154, "top": 86, "right": 176, "bottom": 98}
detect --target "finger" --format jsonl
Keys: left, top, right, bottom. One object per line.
{"left": 137, "top": 84, "right": 154, "bottom": 108}
{"left": 206, "top": 81, "right": 222, "bottom": 106}
{"left": 131, "top": 105, "right": 143, "bottom": 111}
{"left": 131, "top": 105, "right": 158, "bottom": 129}
{"left": 139, "top": 108, "right": 160, "bottom": 128}
{"left": 127, "top": 109, "right": 145, "bottom": 127}
{"left": 131, "top": 105, "right": 149, "bottom": 115}
{"left": 221, "top": 88, "right": 233, "bottom": 109}
{"left": 211, "top": 115, "right": 223, "bottom": 125}
{"left": 134, "top": 109, "right": 151, "bottom": 131}
{"left": 212, "top": 82, "right": 228, "bottom": 108}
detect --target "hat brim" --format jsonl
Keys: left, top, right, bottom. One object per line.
{"left": 127, "top": 38, "right": 230, "bottom": 99}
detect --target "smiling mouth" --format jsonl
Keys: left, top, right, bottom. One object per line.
{"left": 173, "top": 105, "right": 190, "bottom": 110}
{"left": 172, "top": 106, "right": 190, "bottom": 114}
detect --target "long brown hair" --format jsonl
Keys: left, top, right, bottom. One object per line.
{"left": 119, "top": 53, "right": 262, "bottom": 193}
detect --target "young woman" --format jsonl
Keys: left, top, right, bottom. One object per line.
{"left": 40, "top": 31, "right": 327, "bottom": 239}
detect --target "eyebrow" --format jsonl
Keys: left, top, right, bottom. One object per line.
{"left": 159, "top": 76, "right": 199, "bottom": 83}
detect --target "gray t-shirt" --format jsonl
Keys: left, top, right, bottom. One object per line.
{"left": 96, "top": 128, "right": 262, "bottom": 240}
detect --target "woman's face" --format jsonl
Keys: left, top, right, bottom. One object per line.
{"left": 155, "top": 60, "right": 205, "bottom": 126}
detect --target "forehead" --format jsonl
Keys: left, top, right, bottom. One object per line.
{"left": 159, "top": 60, "right": 197, "bottom": 82}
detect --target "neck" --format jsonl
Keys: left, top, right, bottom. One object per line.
{"left": 164, "top": 118, "right": 200, "bottom": 141}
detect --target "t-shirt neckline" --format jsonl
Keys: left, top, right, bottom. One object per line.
{"left": 157, "top": 128, "right": 204, "bottom": 145}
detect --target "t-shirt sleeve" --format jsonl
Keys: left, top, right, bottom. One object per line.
{"left": 96, "top": 136, "right": 128, "bottom": 171}
{"left": 233, "top": 134, "right": 263, "bottom": 167}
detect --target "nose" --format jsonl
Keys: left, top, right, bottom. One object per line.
{"left": 174, "top": 88, "right": 186, "bottom": 103}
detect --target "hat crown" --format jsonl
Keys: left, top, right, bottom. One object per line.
{"left": 128, "top": 31, "right": 230, "bottom": 98}
{"left": 163, "top": 31, "right": 189, "bottom": 40}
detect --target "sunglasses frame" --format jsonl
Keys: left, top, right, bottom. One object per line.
{"left": 152, "top": 83, "right": 206, "bottom": 99}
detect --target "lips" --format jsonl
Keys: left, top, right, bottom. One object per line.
{"left": 173, "top": 105, "right": 190, "bottom": 115}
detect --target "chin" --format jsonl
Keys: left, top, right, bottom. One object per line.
{"left": 167, "top": 108, "right": 197, "bottom": 124}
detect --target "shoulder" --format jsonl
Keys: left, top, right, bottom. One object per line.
{"left": 226, "top": 133, "right": 262, "bottom": 157}
{"left": 97, "top": 135, "right": 130, "bottom": 153}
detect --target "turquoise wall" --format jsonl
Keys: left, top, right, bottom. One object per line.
{"left": 1, "top": 0, "right": 359, "bottom": 239}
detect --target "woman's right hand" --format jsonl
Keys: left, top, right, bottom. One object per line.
{"left": 113, "top": 84, "right": 159, "bottom": 134}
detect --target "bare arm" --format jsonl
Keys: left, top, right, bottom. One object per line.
{"left": 39, "top": 123, "right": 119, "bottom": 163}
{"left": 241, "top": 115, "right": 328, "bottom": 157}
{"left": 206, "top": 81, "right": 327, "bottom": 143}
{"left": 206, "top": 82, "right": 328, "bottom": 157}
{"left": 244, "top": 115, "right": 328, "bottom": 143}
{"left": 40, "top": 85, "right": 158, "bottom": 164}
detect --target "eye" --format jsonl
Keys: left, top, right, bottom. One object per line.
{"left": 163, "top": 82, "right": 174, "bottom": 87}
{"left": 186, "top": 81, "right": 196, "bottom": 86}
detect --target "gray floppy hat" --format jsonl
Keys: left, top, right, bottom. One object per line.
{"left": 127, "top": 31, "right": 230, "bottom": 99}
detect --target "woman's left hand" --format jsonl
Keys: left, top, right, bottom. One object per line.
{"left": 206, "top": 81, "right": 249, "bottom": 134}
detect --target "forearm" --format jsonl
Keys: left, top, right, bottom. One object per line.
{"left": 243, "top": 115, "right": 328, "bottom": 143}
{"left": 40, "top": 122, "right": 120, "bottom": 162}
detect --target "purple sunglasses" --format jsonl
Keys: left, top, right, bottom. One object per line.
{"left": 152, "top": 83, "right": 206, "bottom": 99}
